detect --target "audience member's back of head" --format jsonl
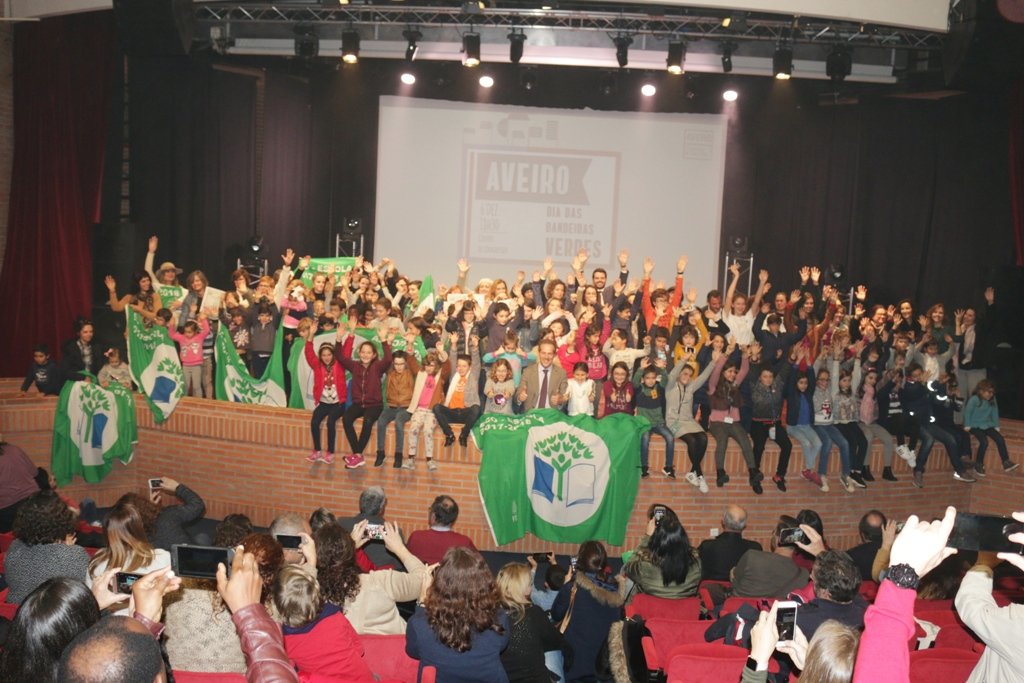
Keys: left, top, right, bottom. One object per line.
{"left": 858, "top": 510, "right": 886, "bottom": 543}
{"left": 309, "top": 507, "right": 337, "bottom": 533}
{"left": 358, "top": 487, "right": 387, "bottom": 517}
{"left": 58, "top": 616, "right": 164, "bottom": 683}
{"left": 576, "top": 540, "right": 608, "bottom": 575}
{"left": 214, "top": 514, "right": 253, "bottom": 548}
{"left": 796, "top": 509, "right": 825, "bottom": 539}
{"left": 0, "top": 577, "right": 100, "bottom": 683}
{"left": 430, "top": 495, "right": 460, "bottom": 527}
{"left": 12, "top": 490, "right": 76, "bottom": 546}
{"left": 801, "top": 619, "right": 859, "bottom": 683}
{"left": 269, "top": 512, "right": 309, "bottom": 538}
{"left": 274, "top": 565, "right": 323, "bottom": 628}
{"left": 811, "top": 551, "right": 861, "bottom": 603}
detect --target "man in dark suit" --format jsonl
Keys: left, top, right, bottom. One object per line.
{"left": 338, "top": 486, "right": 406, "bottom": 569}
{"left": 699, "top": 505, "right": 762, "bottom": 581}
{"left": 516, "top": 339, "right": 568, "bottom": 411}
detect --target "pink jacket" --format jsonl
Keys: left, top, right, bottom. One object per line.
{"left": 853, "top": 579, "right": 916, "bottom": 683}
{"left": 169, "top": 318, "right": 210, "bottom": 367}
{"left": 859, "top": 384, "right": 879, "bottom": 424}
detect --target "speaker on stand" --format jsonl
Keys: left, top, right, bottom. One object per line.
{"left": 722, "top": 235, "right": 754, "bottom": 297}
{"left": 334, "top": 218, "right": 364, "bottom": 258}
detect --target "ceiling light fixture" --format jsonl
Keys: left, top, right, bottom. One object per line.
{"left": 462, "top": 32, "right": 481, "bottom": 67}
{"left": 666, "top": 41, "right": 686, "bottom": 75}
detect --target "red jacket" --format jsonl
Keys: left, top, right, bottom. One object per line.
{"left": 304, "top": 342, "right": 348, "bottom": 406}
{"left": 339, "top": 334, "right": 392, "bottom": 408}
{"left": 282, "top": 605, "right": 375, "bottom": 682}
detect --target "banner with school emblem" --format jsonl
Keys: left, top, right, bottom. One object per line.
{"left": 52, "top": 379, "right": 138, "bottom": 485}
{"left": 126, "top": 309, "right": 184, "bottom": 424}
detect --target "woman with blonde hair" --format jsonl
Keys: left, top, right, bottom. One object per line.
{"left": 747, "top": 607, "right": 859, "bottom": 683}
{"left": 86, "top": 500, "right": 170, "bottom": 615}
{"left": 496, "top": 562, "right": 564, "bottom": 683}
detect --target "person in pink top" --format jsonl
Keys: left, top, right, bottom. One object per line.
{"left": 167, "top": 311, "right": 210, "bottom": 397}
{"left": 707, "top": 342, "right": 761, "bottom": 492}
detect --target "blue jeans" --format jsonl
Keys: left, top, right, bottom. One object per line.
{"left": 972, "top": 428, "right": 1009, "bottom": 467}
{"left": 787, "top": 425, "right": 822, "bottom": 470}
{"left": 641, "top": 424, "right": 675, "bottom": 469}
{"left": 920, "top": 424, "right": 966, "bottom": 474}
{"left": 814, "top": 424, "right": 850, "bottom": 475}
{"left": 376, "top": 406, "right": 412, "bottom": 454}
{"left": 544, "top": 649, "right": 565, "bottom": 682}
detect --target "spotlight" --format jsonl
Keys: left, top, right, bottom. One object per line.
{"left": 461, "top": 0, "right": 485, "bottom": 13}
{"left": 826, "top": 45, "right": 852, "bottom": 83}
{"left": 401, "top": 72, "right": 416, "bottom": 85}
{"left": 294, "top": 26, "right": 319, "bottom": 60}
{"left": 462, "top": 32, "right": 481, "bottom": 67}
{"left": 721, "top": 15, "right": 731, "bottom": 28}
{"left": 248, "top": 234, "right": 264, "bottom": 254}
{"left": 402, "top": 29, "right": 422, "bottom": 62}
{"left": 826, "top": 263, "right": 846, "bottom": 285}
{"left": 479, "top": 74, "right": 494, "bottom": 88}
{"left": 341, "top": 29, "right": 360, "bottom": 64}
{"left": 641, "top": 82, "right": 656, "bottom": 97}
{"left": 613, "top": 34, "right": 632, "bottom": 68}
{"left": 720, "top": 40, "right": 736, "bottom": 73}
{"left": 773, "top": 45, "right": 793, "bottom": 79}
{"left": 508, "top": 29, "right": 526, "bottom": 64}
{"left": 722, "top": 89, "right": 738, "bottom": 102}
{"left": 666, "top": 41, "right": 686, "bottom": 75}
{"left": 520, "top": 68, "right": 537, "bottom": 91}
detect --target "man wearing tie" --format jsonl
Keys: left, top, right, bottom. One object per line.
{"left": 517, "top": 339, "right": 568, "bottom": 411}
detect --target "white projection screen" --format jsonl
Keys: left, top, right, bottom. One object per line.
{"left": 375, "top": 96, "right": 727, "bottom": 295}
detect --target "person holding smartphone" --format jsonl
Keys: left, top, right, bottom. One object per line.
{"left": 146, "top": 477, "right": 207, "bottom": 551}
{"left": 622, "top": 512, "right": 702, "bottom": 600}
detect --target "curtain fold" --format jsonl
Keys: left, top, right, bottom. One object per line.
{"left": 0, "top": 13, "right": 117, "bottom": 377}
{"left": 1009, "top": 80, "right": 1024, "bottom": 267}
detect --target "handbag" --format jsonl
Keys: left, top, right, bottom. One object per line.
{"left": 558, "top": 584, "right": 578, "bottom": 633}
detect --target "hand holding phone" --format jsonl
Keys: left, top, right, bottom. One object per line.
{"left": 775, "top": 600, "right": 798, "bottom": 642}
{"left": 172, "top": 544, "right": 235, "bottom": 580}
{"left": 778, "top": 527, "right": 807, "bottom": 547}
{"left": 364, "top": 524, "right": 386, "bottom": 541}
{"left": 947, "top": 512, "right": 1024, "bottom": 554}
{"left": 114, "top": 572, "right": 144, "bottom": 595}
{"left": 276, "top": 534, "right": 303, "bottom": 550}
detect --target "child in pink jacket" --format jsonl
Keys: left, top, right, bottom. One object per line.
{"left": 169, "top": 314, "right": 210, "bottom": 397}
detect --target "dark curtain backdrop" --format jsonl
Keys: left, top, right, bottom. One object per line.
{"left": 1010, "top": 79, "right": 1024, "bottom": 267}
{"left": 0, "top": 13, "right": 117, "bottom": 377}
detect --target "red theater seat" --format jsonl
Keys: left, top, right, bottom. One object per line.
{"left": 909, "top": 648, "right": 981, "bottom": 683}
{"left": 0, "top": 532, "right": 14, "bottom": 553}
{"left": 665, "top": 643, "right": 749, "bottom": 683}
{"left": 917, "top": 610, "right": 984, "bottom": 652}
{"left": 625, "top": 594, "right": 702, "bottom": 621}
{"left": 359, "top": 633, "right": 421, "bottom": 683}
{"left": 643, "top": 618, "right": 717, "bottom": 669}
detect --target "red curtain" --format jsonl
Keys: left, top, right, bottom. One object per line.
{"left": 0, "top": 12, "right": 116, "bottom": 376}
{"left": 1011, "top": 79, "right": 1024, "bottom": 267}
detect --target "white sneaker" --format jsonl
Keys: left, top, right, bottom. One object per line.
{"left": 839, "top": 474, "right": 856, "bottom": 493}
{"left": 697, "top": 475, "right": 709, "bottom": 494}
{"left": 684, "top": 471, "right": 700, "bottom": 488}
{"left": 819, "top": 476, "right": 830, "bottom": 493}
{"left": 906, "top": 449, "right": 917, "bottom": 469}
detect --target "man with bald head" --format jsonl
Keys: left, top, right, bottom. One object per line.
{"left": 698, "top": 505, "right": 762, "bottom": 581}
{"left": 59, "top": 616, "right": 166, "bottom": 683}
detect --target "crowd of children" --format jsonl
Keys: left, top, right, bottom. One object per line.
{"left": 23, "top": 240, "right": 1017, "bottom": 491}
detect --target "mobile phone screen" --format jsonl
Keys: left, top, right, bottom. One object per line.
{"left": 276, "top": 534, "right": 303, "bottom": 549}
{"left": 947, "top": 513, "right": 1024, "bottom": 554}
{"left": 778, "top": 527, "right": 806, "bottom": 546}
{"left": 776, "top": 602, "right": 798, "bottom": 641}
{"left": 148, "top": 478, "right": 163, "bottom": 489}
{"left": 115, "top": 572, "right": 143, "bottom": 594}
{"left": 172, "top": 545, "right": 234, "bottom": 579}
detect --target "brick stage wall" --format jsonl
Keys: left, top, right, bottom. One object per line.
{"left": 3, "top": 378, "right": 1020, "bottom": 556}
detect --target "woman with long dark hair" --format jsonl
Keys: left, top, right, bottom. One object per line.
{"left": 623, "top": 515, "right": 702, "bottom": 600}
{"left": 0, "top": 577, "right": 101, "bottom": 683}
{"left": 406, "top": 546, "right": 509, "bottom": 682}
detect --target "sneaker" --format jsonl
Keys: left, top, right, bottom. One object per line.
{"left": 839, "top": 474, "right": 857, "bottom": 493}
{"left": 393, "top": 454, "right": 404, "bottom": 469}
{"left": 427, "top": 459, "right": 438, "bottom": 472}
{"left": 913, "top": 471, "right": 924, "bottom": 488}
{"left": 749, "top": 468, "right": 765, "bottom": 484}
{"left": 374, "top": 452, "right": 386, "bottom": 467}
{"left": 662, "top": 467, "right": 676, "bottom": 479}
{"left": 641, "top": 467, "right": 650, "bottom": 479}
{"left": 751, "top": 480, "right": 763, "bottom": 495}
{"left": 906, "top": 449, "right": 917, "bottom": 469}
{"left": 862, "top": 466, "right": 875, "bottom": 482}
{"left": 883, "top": 467, "right": 898, "bottom": 482}
{"left": 696, "top": 475, "right": 709, "bottom": 494}
{"left": 848, "top": 471, "right": 868, "bottom": 488}
{"left": 401, "top": 458, "right": 416, "bottom": 470}
{"left": 819, "top": 476, "right": 830, "bottom": 493}
{"left": 961, "top": 457, "right": 976, "bottom": 472}
{"left": 973, "top": 461, "right": 986, "bottom": 477}
{"left": 896, "top": 444, "right": 910, "bottom": 461}
{"left": 443, "top": 434, "right": 456, "bottom": 447}
{"left": 685, "top": 471, "right": 701, "bottom": 488}
{"left": 322, "top": 452, "right": 335, "bottom": 465}
{"left": 716, "top": 470, "right": 730, "bottom": 487}
{"left": 307, "top": 450, "right": 322, "bottom": 464}
{"left": 1004, "top": 460, "right": 1020, "bottom": 473}
{"left": 801, "top": 469, "right": 822, "bottom": 487}
{"left": 458, "top": 433, "right": 469, "bottom": 447}
{"left": 953, "top": 471, "right": 976, "bottom": 483}
{"left": 344, "top": 454, "right": 364, "bottom": 468}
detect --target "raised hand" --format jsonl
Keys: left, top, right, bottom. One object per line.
{"left": 686, "top": 287, "right": 698, "bottom": 304}
{"left": 618, "top": 250, "right": 629, "bottom": 268}
{"left": 104, "top": 275, "right": 117, "bottom": 292}
{"left": 677, "top": 255, "right": 688, "bottom": 273}
{"left": 282, "top": 248, "right": 295, "bottom": 267}
{"left": 855, "top": 285, "right": 868, "bottom": 301}
{"left": 918, "top": 314, "right": 929, "bottom": 331}
{"left": 457, "top": 258, "right": 469, "bottom": 274}
{"left": 799, "top": 266, "right": 810, "bottom": 284}
{"left": 643, "top": 257, "right": 655, "bottom": 276}
{"left": 148, "top": 235, "right": 159, "bottom": 253}
{"left": 543, "top": 256, "right": 553, "bottom": 273}
{"left": 577, "top": 248, "right": 589, "bottom": 264}
{"left": 810, "top": 266, "right": 821, "bottom": 284}
{"left": 758, "top": 269, "right": 769, "bottom": 283}
{"left": 984, "top": 287, "right": 995, "bottom": 305}
{"left": 299, "top": 255, "right": 311, "bottom": 270}
{"left": 728, "top": 262, "right": 740, "bottom": 277}
{"left": 889, "top": 506, "right": 957, "bottom": 578}
{"left": 998, "top": 511, "right": 1024, "bottom": 572}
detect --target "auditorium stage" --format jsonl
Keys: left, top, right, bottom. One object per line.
{"left": 2, "top": 378, "right": 1022, "bottom": 556}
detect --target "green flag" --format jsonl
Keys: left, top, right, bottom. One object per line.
{"left": 389, "top": 333, "right": 427, "bottom": 362}
{"left": 411, "top": 274, "right": 435, "bottom": 317}
{"left": 156, "top": 283, "right": 187, "bottom": 308}
{"left": 214, "top": 323, "right": 287, "bottom": 406}
{"left": 347, "top": 326, "right": 383, "bottom": 360}
{"left": 126, "top": 309, "right": 184, "bottom": 424}
{"left": 52, "top": 379, "right": 138, "bottom": 486}
{"left": 288, "top": 330, "right": 340, "bottom": 410}
{"left": 298, "top": 257, "right": 356, "bottom": 288}
{"left": 473, "top": 410, "right": 650, "bottom": 546}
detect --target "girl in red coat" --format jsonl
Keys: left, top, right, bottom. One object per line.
{"left": 301, "top": 322, "right": 348, "bottom": 466}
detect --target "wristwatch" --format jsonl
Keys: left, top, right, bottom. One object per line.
{"left": 886, "top": 563, "right": 921, "bottom": 590}
{"left": 745, "top": 656, "right": 766, "bottom": 672}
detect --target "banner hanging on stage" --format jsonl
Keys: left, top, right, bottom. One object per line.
{"left": 214, "top": 323, "right": 287, "bottom": 407}
{"left": 52, "top": 378, "right": 137, "bottom": 486}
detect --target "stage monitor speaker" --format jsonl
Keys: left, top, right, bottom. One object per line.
{"left": 113, "top": 0, "right": 195, "bottom": 57}
{"left": 943, "top": 0, "right": 1024, "bottom": 88}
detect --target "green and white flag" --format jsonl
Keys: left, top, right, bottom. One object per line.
{"left": 473, "top": 410, "right": 650, "bottom": 546}
{"left": 347, "top": 326, "right": 383, "bottom": 360}
{"left": 298, "top": 257, "right": 356, "bottom": 289}
{"left": 214, "top": 323, "right": 288, "bottom": 406}
{"left": 156, "top": 284, "right": 187, "bottom": 308}
{"left": 126, "top": 309, "right": 184, "bottom": 424}
{"left": 288, "top": 330, "right": 340, "bottom": 410}
{"left": 52, "top": 379, "right": 138, "bottom": 486}
{"left": 411, "top": 274, "right": 435, "bottom": 317}
{"left": 389, "top": 332, "right": 427, "bottom": 362}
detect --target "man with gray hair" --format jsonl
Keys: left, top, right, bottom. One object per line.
{"left": 269, "top": 512, "right": 312, "bottom": 566}
{"left": 698, "top": 504, "right": 762, "bottom": 581}
{"left": 339, "top": 486, "right": 406, "bottom": 569}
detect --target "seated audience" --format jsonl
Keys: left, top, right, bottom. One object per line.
{"left": 796, "top": 550, "right": 868, "bottom": 639}
{"left": 497, "top": 562, "right": 565, "bottom": 683}
{"left": 0, "top": 440, "right": 41, "bottom": 533}
{"left": 406, "top": 546, "right": 510, "bottom": 683}
{"left": 731, "top": 516, "right": 813, "bottom": 599}
{"left": 846, "top": 510, "right": 885, "bottom": 581}
{"left": 4, "top": 490, "right": 89, "bottom": 604}
{"left": 623, "top": 514, "right": 702, "bottom": 599}
{"left": 406, "top": 494, "right": 478, "bottom": 564}
{"left": 747, "top": 604, "right": 859, "bottom": 683}
{"left": 699, "top": 505, "right": 762, "bottom": 582}
{"left": 338, "top": 486, "right": 406, "bottom": 568}
{"left": 269, "top": 512, "right": 314, "bottom": 567}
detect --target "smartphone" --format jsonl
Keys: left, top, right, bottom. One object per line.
{"left": 895, "top": 522, "right": 906, "bottom": 534}
{"left": 776, "top": 601, "right": 798, "bottom": 642}
{"left": 276, "top": 534, "right": 303, "bottom": 549}
{"left": 947, "top": 512, "right": 1024, "bottom": 554}
{"left": 569, "top": 556, "right": 578, "bottom": 571}
{"left": 172, "top": 544, "right": 234, "bottom": 580}
{"left": 778, "top": 527, "right": 807, "bottom": 546}
{"left": 148, "top": 478, "right": 163, "bottom": 490}
{"left": 364, "top": 524, "right": 385, "bottom": 541}
{"left": 532, "top": 552, "right": 550, "bottom": 564}
{"left": 114, "top": 572, "right": 143, "bottom": 594}
{"left": 653, "top": 506, "right": 666, "bottom": 523}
